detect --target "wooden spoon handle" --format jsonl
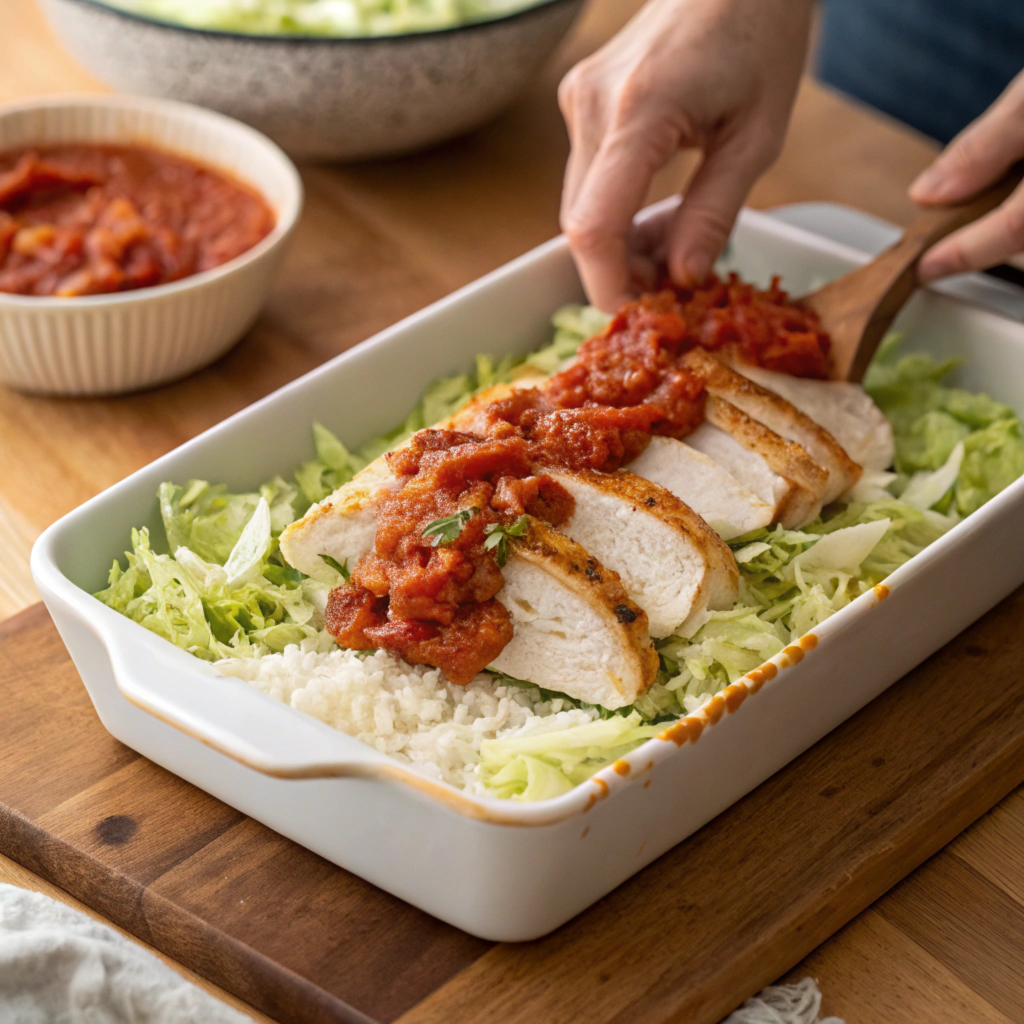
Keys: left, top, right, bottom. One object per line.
{"left": 808, "top": 163, "right": 1024, "bottom": 382}
{"left": 900, "top": 166, "right": 1024, "bottom": 250}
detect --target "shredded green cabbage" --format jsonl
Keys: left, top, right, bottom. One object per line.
{"left": 95, "top": 314, "right": 1022, "bottom": 801}
{"left": 94, "top": 524, "right": 337, "bottom": 661}
{"left": 865, "top": 335, "right": 1024, "bottom": 514}
{"left": 291, "top": 304, "right": 607, "bottom": 506}
{"left": 479, "top": 713, "right": 662, "bottom": 800}
{"left": 158, "top": 476, "right": 304, "bottom": 564}
{"left": 104, "top": 0, "right": 552, "bottom": 37}
{"left": 480, "top": 497, "right": 955, "bottom": 799}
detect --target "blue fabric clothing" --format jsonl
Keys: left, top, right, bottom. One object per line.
{"left": 817, "top": 0, "right": 1024, "bottom": 143}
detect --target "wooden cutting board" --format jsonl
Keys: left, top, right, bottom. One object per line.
{"left": 1, "top": 597, "right": 1023, "bottom": 1024}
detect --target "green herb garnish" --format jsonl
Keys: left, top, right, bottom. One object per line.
{"left": 483, "top": 515, "right": 529, "bottom": 566}
{"left": 319, "top": 553, "right": 350, "bottom": 580}
{"left": 422, "top": 507, "right": 479, "bottom": 546}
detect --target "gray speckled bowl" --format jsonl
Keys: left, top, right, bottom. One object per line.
{"left": 39, "top": 0, "right": 583, "bottom": 161}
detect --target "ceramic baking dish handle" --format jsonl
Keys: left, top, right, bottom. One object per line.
{"left": 106, "top": 634, "right": 391, "bottom": 781}
{"left": 34, "top": 579, "right": 566, "bottom": 822}
{"left": 105, "top": 631, "right": 559, "bottom": 823}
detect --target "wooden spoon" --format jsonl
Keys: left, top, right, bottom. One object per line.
{"left": 802, "top": 165, "right": 1024, "bottom": 382}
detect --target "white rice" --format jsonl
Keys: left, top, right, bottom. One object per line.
{"left": 216, "top": 642, "right": 599, "bottom": 792}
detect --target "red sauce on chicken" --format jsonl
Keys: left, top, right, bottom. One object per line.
{"left": 0, "top": 145, "right": 274, "bottom": 296}
{"left": 545, "top": 292, "right": 709, "bottom": 433}
{"left": 325, "top": 431, "right": 574, "bottom": 685}
{"left": 325, "top": 274, "right": 830, "bottom": 681}
{"left": 461, "top": 390, "right": 666, "bottom": 471}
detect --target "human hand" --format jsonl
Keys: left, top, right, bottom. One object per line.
{"left": 911, "top": 69, "right": 1024, "bottom": 282}
{"left": 557, "top": 0, "right": 814, "bottom": 311}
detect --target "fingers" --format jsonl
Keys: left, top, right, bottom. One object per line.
{"left": 910, "top": 71, "right": 1024, "bottom": 206}
{"left": 918, "top": 180, "right": 1024, "bottom": 281}
{"left": 627, "top": 201, "right": 681, "bottom": 291}
{"left": 664, "top": 129, "right": 777, "bottom": 284}
{"left": 558, "top": 63, "right": 604, "bottom": 216}
{"left": 630, "top": 200, "right": 679, "bottom": 262}
{"left": 562, "top": 120, "right": 683, "bottom": 311}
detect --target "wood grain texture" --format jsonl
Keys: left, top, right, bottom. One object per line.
{"left": 784, "top": 910, "right": 1017, "bottom": 1024}
{"left": 2, "top": 592, "right": 1023, "bottom": 1024}
{"left": 875, "top": 856, "right": 1024, "bottom": 1022}
{"left": 952, "top": 789, "right": 1024, "bottom": 909}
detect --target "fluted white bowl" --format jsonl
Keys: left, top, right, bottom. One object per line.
{"left": 0, "top": 95, "right": 302, "bottom": 396}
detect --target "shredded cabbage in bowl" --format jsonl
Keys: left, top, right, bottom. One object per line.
{"left": 100, "top": 0, "right": 552, "bottom": 36}
{"left": 94, "top": 309, "right": 1024, "bottom": 800}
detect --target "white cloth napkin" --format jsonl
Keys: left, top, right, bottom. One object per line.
{"left": 0, "top": 884, "right": 251, "bottom": 1024}
{"left": 0, "top": 882, "right": 844, "bottom": 1024}
{"left": 723, "top": 976, "right": 845, "bottom": 1024}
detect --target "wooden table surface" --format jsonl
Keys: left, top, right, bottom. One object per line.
{"left": 2, "top": 1, "right": 1022, "bottom": 1021}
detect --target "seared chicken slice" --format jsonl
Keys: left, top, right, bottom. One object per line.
{"left": 626, "top": 436, "right": 773, "bottom": 541}
{"left": 280, "top": 459, "right": 400, "bottom": 584}
{"left": 493, "top": 518, "right": 659, "bottom": 708}
{"left": 687, "top": 397, "right": 829, "bottom": 528}
{"left": 545, "top": 468, "right": 739, "bottom": 637}
{"left": 283, "top": 378, "right": 545, "bottom": 582}
{"left": 722, "top": 359, "right": 894, "bottom": 471}
{"left": 285, "top": 491, "right": 658, "bottom": 708}
{"left": 683, "top": 348, "right": 862, "bottom": 504}
{"left": 284, "top": 453, "right": 737, "bottom": 640}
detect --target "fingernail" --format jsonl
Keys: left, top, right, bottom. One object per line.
{"left": 675, "top": 253, "right": 711, "bottom": 287}
{"left": 909, "top": 164, "right": 949, "bottom": 202}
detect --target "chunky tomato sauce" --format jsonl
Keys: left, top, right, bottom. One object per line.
{"left": 325, "top": 275, "right": 830, "bottom": 681}
{"left": 0, "top": 145, "right": 274, "bottom": 296}
{"left": 617, "top": 275, "right": 831, "bottom": 379}
{"left": 464, "top": 392, "right": 664, "bottom": 471}
{"left": 325, "top": 431, "right": 574, "bottom": 685}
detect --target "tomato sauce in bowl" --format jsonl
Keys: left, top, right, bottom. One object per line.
{"left": 0, "top": 144, "right": 274, "bottom": 297}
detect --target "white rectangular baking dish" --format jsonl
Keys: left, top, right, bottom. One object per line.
{"left": 31, "top": 207, "right": 1024, "bottom": 941}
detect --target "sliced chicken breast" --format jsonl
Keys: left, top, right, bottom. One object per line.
{"left": 688, "top": 397, "right": 828, "bottom": 528}
{"left": 279, "top": 344, "right": 874, "bottom": 703}
{"left": 493, "top": 518, "right": 659, "bottom": 708}
{"left": 626, "top": 435, "right": 773, "bottom": 541}
{"left": 288, "top": 492, "right": 657, "bottom": 708}
{"left": 282, "top": 448, "right": 663, "bottom": 706}
{"left": 285, "top": 446, "right": 737, "bottom": 640}
{"left": 280, "top": 459, "right": 399, "bottom": 583}
{"left": 545, "top": 468, "right": 739, "bottom": 638}
{"left": 683, "top": 348, "right": 862, "bottom": 504}
{"left": 722, "top": 359, "right": 895, "bottom": 471}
